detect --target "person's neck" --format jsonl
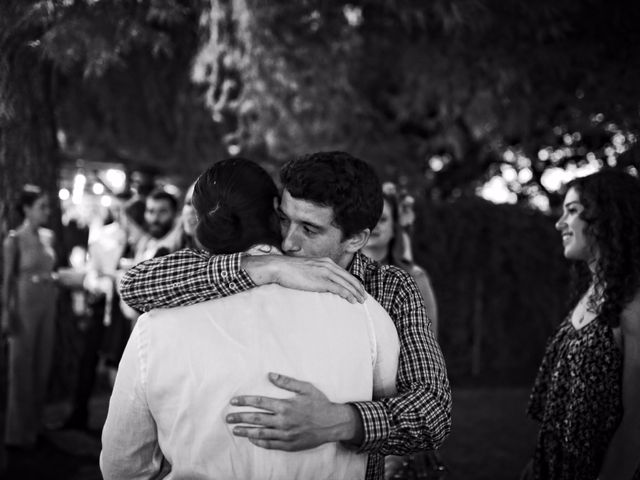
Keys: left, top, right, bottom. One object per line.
{"left": 338, "top": 252, "right": 357, "bottom": 270}
{"left": 21, "top": 219, "right": 39, "bottom": 235}
{"left": 361, "top": 245, "right": 387, "bottom": 263}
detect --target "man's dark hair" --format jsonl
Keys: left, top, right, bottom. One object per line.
{"left": 280, "top": 151, "right": 383, "bottom": 238}
{"left": 193, "top": 157, "right": 282, "bottom": 254}
{"left": 147, "top": 188, "right": 178, "bottom": 212}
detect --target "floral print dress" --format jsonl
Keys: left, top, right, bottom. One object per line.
{"left": 527, "top": 317, "right": 640, "bottom": 480}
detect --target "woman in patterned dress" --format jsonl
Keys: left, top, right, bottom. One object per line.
{"left": 524, "top": 169, "right": 640, "bottom": 480}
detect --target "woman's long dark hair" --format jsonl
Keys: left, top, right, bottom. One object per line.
{"left": 192, "top": 157, "right": 281, "bottom": 254}
{"left": 567, "top": 169, "right": 640, "bottom": 327}
{"left": 382, "top": 192, "right": 409, "bottom": 267}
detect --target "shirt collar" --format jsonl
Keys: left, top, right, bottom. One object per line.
{"left": 245, "top": 244, "right": 283, "bottom": 256}
{"left": 348, "top": 251, "right": 369, "bottom": 284}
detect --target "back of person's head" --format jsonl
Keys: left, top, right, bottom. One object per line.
{"left": 280, "top": 151, "right": 383, "bottom": 238}
{"left": 16, "top": 184, "right": 44, "bottom": 219}
{"left": 566, "top": 168, "right": 640, "bottom": 325}
{"left": 193, "top": 157, "right": 281, "bottom": 254}
{"left": 147, "top": 188, "right": 178, "bottom": 212}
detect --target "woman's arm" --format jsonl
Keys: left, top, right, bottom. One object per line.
{"left": 599, "top": 292, "right": 640, "bottom": 480}
{"left": 409, "top": 265, "right": 439, "bottom": 337}
{"left": 1, "top": 235, "right": 18, "bottom": 335}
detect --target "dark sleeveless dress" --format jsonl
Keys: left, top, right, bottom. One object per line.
{"left": 527, "top": 317, "right": 640, "bottom": 480}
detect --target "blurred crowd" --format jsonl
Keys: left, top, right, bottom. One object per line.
{"left": 1, "top": 181, "right": 199, "bottom": 441}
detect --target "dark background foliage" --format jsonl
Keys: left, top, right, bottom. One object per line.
{"left": 414, "top": 197, "right": 570, "bottom": 383}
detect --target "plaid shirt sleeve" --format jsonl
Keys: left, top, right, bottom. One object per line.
{"left": 119, "top": 248, "right": 256, "bottom": 312}
{"left": 350, "top": 267, "right": 452, "bottom": 457}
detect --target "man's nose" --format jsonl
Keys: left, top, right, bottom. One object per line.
{"left": 281, "top": 226, "right": 300, "bottom": 253}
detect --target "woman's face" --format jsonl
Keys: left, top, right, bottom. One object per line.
{"left": 24, "top": 195, "right": 51, "bottom": 227}
{"left": 366, "top": 199, "right": 395, "bottom": 250}
{"left": 555, "top": 187, "right": 595, "bottom": 262}
{"left": 181, "top": 187, "right": 197, "bottom": 237}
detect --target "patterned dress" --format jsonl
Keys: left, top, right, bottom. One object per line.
{"left": 527, "top": 316, "right": 640, "bottom": 480}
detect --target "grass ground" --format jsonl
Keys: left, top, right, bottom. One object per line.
{"left": 2, "top": 386, "right": 539, "bottom": 480}
{"left": 440, "top": 387, "right": 538, "bottom": 480}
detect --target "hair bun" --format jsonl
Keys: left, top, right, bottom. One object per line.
{"left": 195, "top": 202, "right": 240, "bottom": 252}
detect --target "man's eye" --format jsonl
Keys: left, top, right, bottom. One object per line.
{"left": 304, "top": 227, "right": 317, "bottom": 235}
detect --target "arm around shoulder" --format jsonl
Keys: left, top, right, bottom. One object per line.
{"left": 242, "top": 254, "right": 365, "bottom": 303}
{"left": 119, "top": 249, "right": 251, "bottom": 312}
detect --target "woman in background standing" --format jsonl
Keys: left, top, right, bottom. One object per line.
{"left": 179, "top": 182, "right": 198, "bottom": 249}
{"left": 2, "top": 185, "right": 59, "bottom": 448}
{"left": 362, "top": 183, "right": 438, "bottom": 334}
{"left": 524, "top": 169, "right": 640, "bottom": 479}
{"left": 362, "top": 183, "right": 444, "bottom": 480}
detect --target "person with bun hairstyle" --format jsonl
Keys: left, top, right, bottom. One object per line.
{"left": 2, "top": 185, "right": 59, "bottom": 449}
{"left": 101, "top": 158, "right": 400, "bottom": 480}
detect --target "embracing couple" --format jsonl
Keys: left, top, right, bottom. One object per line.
{"left": 100, "top": 151, "right": 452, "bottom": 480}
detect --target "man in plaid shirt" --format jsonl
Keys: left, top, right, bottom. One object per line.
{"left": 120, "top": 151, "right": 452, "bottom": 480}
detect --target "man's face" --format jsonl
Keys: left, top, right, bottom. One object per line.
{"left": 278, "top": 189, "right": 355, "bottom": 268}
{"left": 145, "top": 198, "right": 175, "bottom": 239}
{"left": 25, "top": 196, "right": 51, "bottom": 226}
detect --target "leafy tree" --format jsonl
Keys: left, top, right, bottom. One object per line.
{"left": 198, "top": 0, "right": 640, "bottom": 205}
{"left": 1, "top": 0, "right": 220, "bottom": 231}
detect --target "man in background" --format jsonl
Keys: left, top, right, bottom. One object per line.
{"left": 134, "top": 188, "right": 180, "bottom": 262}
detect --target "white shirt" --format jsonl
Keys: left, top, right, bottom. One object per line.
{"left": 100, "top": 284, "right": 399, "bottom": 480}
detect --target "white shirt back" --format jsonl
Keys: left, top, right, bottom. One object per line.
{"left": 101, "top": 284, "right": 399, "bottom": 480}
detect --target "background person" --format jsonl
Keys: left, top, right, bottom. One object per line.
{"left": 1, "top": 185, "right": 59, "bottom": 449}
{"left": 524, "top": 169, "right": 640, "bottom": 480}
{"left": 362, "top": 184, "right": 438, "bottom": 335}
{"left": 101, "top": 158, "right": 400, "bottom": 479}
{"left": 134, "top": 188, "right": 180, "bottom": 262}
{"left": 61, "top": 194, "right": 143, "bottom": 430}
{"left": 178, "top": 182, "right": 198, "bottom": 249}
{"left": 362, "top": 185, "right": 443, "bottom": 479}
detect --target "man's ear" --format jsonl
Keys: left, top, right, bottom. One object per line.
{"left": 273, "top": 196, "right": 280, "bottom": 210}
{"left": 343, "top": 228, "right": 371, "bottom": 253}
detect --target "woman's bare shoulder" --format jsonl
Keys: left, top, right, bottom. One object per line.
{"left": 621, "top": 289, "right": 640, "bottom": 338}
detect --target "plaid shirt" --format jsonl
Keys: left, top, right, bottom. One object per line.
{"left": 120, "top": 249, "right": 452, "bottom": 480}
